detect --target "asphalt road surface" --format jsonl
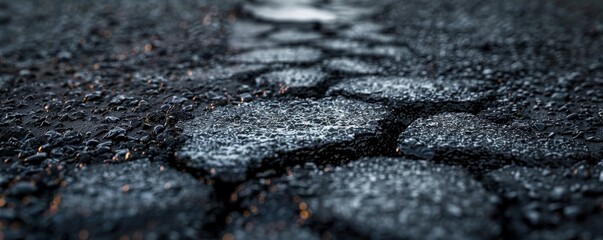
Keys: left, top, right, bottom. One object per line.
{"left": 1, "top": 0, "right": 602, "bottom": 239}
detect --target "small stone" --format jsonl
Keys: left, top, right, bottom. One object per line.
{"left": 104, "top": 127, "right": 126, "bottom": 139}
{"left": 84, "top": 91, "right": 103, "bottom": 102}
{"left": 238, "top": 93, "right": 253, "bottom": 103}
{"left": 57, "top": 51, "right": 72, "bottom": 61}
{"left": 24, "top": 152, "right": 47, "bottom": 163}
{"left": 103, "top": 116, "right": 120, "bottom": 123}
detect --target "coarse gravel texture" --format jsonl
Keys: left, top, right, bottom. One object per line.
{"left": 1, "top": 0, "right": 602, "bottom": 239}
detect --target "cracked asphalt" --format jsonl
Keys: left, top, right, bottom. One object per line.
{"left": 1, "top": 0, "right": 602, "bottom": 239}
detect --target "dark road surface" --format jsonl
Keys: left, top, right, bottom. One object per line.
{"left": 1, "top": 0, "right": 603, "bottom": 239}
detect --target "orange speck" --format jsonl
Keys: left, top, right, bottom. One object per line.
{"left": 299, "top": 202, "right": 307, "bottom": 210}
{"left": 121, "top": 184, "right": 130, "bottom": 192}
{"left": 49, "top": 195, "right": 61, "bottom": 214}
{"left": 144, "top": 43, "right": 153, "bottom": 52}
{"left": 278, "top": 86, "right": 289, "bottom": 95}
{"left": 300, "top": 210, "right": 310, "bottom": 220}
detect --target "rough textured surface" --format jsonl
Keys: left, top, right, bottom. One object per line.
{"left": 324, "top": 58, "right": 384, "bottom": 75}
{"left": 256, "top": 68, "right": 327, "bottom": 89}
{"left": 485, "top": 163, "right": 603, "bottom": 240}
{"left": 177, "top": 98, "right": 391, "bottom": 179}
{"left": 229, "top": 47, "right": 323, "bottom": 64}
{"left": 2, "top": 0, "right": 603, "bottom": 239}
{"left": 398, "top": 113, "right": 592, "bottom": 168}
{"left": 241, "top": 0, "right": 375, "bottom": 24}
{"left": 328, "top": 76, "right": 492, "bottom": 111}
{"left": 268, "top": 30, "right": 323, "bottom": 44}
{"left": 227, "top": 157, "right": 500, "bottom": 240}
{"left": 50, "top": 160, "right": 216, "bottom": 239}
{"left": 0, "top": 76, "right": 8, "bottom": 90}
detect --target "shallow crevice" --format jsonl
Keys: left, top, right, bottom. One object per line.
{"left": 164, "top": 147, "right": 242, "bottom": 239}
{"left": 167, "top": 107, "right": 403, "bottom": 238}
{"left": 244, "top": 107, "right": 402, "bottom": 180}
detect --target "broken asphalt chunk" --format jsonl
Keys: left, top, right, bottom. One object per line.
{"left": 484, "top": 163, "right": 603, "bottom": 240}
{"left": 227, "top": 157, "right": 500, "bottom": 240}
{"left": 397, "top": 113, "right": 591, "bottom": 169}
{"left": 229, "top": 47, "right": 322, "bottom": 64}
{"left": 176, "top": 97, "right": 394, "bottom": 181}
{"left": 328, "top": 76, "right": 492, "bottom": 112}
{"left": 50, "top": 160, "right": 216, "bottom": 239}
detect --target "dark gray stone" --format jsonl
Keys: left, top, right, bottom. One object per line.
{"left": 397, "top": 113, "right": 591, "bottom": 167}
{"left": 50, "top": 160, "right": 216, "bottom": 239}
{"left": 255, "top": 68, "right": 327, "bottom": 88}
{"left": 328, "top": 76, "right": 491, "bottom": 111}
{"left": 227, "top": 157, "right": 500, "bottom": 240}
{"left": 485, "top": 163, "right": 603, "bottom": 240}
{"left": 340, "top": 22, "right": 394, "bottom": 43}
{"left": 229, "top": 47, "right": 322, "bottom": 64}
{"left": 268, "top": 30, "right": 322, "bottom": 44}
{"left": 324, "top": 58, "right": 384, "bottom": 75}
{"left": 228, "top": 21, "right": 276, "bottom": 51}
{"left": 189, "top": 65, "right": 267, "bottom": 81}
{"left": 243, "top": 1, "right": 337, "bottom": 23}
{"left": 177, "top": 97, "right": 390, "bottom": 179}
